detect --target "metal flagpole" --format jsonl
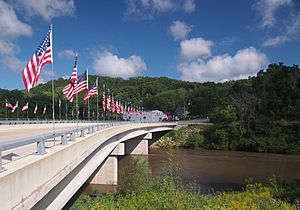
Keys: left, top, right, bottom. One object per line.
{"left": 65, "top": 102, "right": 68, "bottom": 120}
{"left": 86, "top": 68, "right": 89, "bottom": 124}
{"left": 51, "top": 24, "right": 55, "bottom": 135}
{"left": 5, "top": 100, "right": 7, "bottom": 120}
{"left": 76, "top": 94, "right": 78, "bottom": 130}
{"left": 59, "top": 99, "right": 61, "bottom": 121}
{"left": 88, "top": 98, "right": 90, "bottom": 123}
{"left": 96, "top": 77, "right": 99, "bottom": 122}
{"left": 17, "top": 103, "right": 19, "bottom": 120}
{"left": 27, "top": 106, "right": 29, "bottom": 120}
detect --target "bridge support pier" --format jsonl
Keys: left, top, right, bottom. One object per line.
{"left": 125, "top": 136, "right": 150, "bottom": 155}
{"left": 89, "top": 156, "right": 118, "bottom": 185}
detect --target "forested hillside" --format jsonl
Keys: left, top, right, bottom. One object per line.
{"left": 0, "top": 63, "right": 300, "bottom": 123}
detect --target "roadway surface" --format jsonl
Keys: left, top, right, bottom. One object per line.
{"left": 0, "top": 123, "right": 98, "bottom": 143}
{"left": 0, "top": 122, "right": 100, "bottom": 164}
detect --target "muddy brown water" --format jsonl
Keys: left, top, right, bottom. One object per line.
{"left": 85, "top": 148, "right": 300, "bottom": 193}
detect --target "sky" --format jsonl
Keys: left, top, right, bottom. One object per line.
{"left": 0, "top": 0, "right": 299, "bottom": 90}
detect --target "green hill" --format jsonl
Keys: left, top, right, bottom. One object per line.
{"left": 1, "top": 63, "right": 300, "bottom": 123}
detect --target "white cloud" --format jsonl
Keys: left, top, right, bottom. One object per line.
{"left": 153, "top": 0, "right": 175, "bottom": 12}
{"left": 263, "top": 11, "right": 300, "bottom": 46}
{"left": 178, "top": 47, "right": 269, "bottom": 82}
{"left": 0, "top": 54, "right": 25, "bottom": 72}
{"left": 0, "top": 0, "right": 32, "bottom": 39}
{"left": 182, "top": 0, "right": 195, "bottom": 13}
{"left": 124, "top": 0, "right": 196, "bottom": 19}
{"left": 58, "top": 49, "right": 76, "bottom": 59}
{"left": 12, "top": 0, "right": 75, "bottom": 21}
{"left": 170, "top": 20, "right": 192, "bottom": 40}
{"left": 254, "top": 0, "right": 292, "bottom": 29}
{"left": 92, "top": 51, "right": 147, "bottom": 78}
{"left": 180, "top": 37, "right": 214, "bottom": 61}
{"left": 0, "top": 40, "right": 18, "bottom": 56}
{"left": 0, "top": 0, "right": 32, "bottom": 72}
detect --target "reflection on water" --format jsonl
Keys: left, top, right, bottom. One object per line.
{"left": 120, "top": 148, "right": 300, "bottom": 192}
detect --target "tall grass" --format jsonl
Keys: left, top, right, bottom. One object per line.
{"left": 69, "top": 155, "right": 300, "bottom": 210}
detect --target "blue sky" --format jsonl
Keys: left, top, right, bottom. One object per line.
{"left": 0, "top": 0, "right": 299, "bottom": 90}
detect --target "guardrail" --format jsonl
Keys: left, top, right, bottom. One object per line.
{"left": 0, "top": 120, "right": 117, "bottom": 125}
{"left": 0, "top": 122, "right": 127, "bottom": 172}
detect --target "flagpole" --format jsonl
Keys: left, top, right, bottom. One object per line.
{"left": 51, "top": 24, "right": 55, "bottom": 134}
{"left": 27, "top": 106, "right": 29, "bottom": 121}
{"left": 5, "top": 99, "right": 7, "bottom": 120}
{"left": 59, "top": 100, "right": 61, "bottom": 121}
{"left": 65, "top": 102, "right": 67, "bottom": 120}
{"left": 88, "top": 98, "right": 90, "bottom": 123}
{"left": 76, "top": 94, "right": 78, "bottom": 130}
{"left": 96, "top": 77, "right": 99, "bottom": 123}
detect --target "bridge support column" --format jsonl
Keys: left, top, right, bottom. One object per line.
{"left": 89, "top": 156, "right": 118, "bottom": 185}
{"left": 125, "top": 137, "right": 149, "bottom": 155}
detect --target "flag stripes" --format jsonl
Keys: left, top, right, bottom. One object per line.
{"left": 63, "top": 55, "right": 78, "bottom": 102}
{"left": 22, "top": 26, "right": 52, "bottom": 92}
{"left": 83, "top": 78, "right": 98, "bottom": 102}
{"left": 74, "top": 70, "right": 88, "bottom": 94}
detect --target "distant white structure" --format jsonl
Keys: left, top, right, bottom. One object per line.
{"left": 123, "top": 110, "right": 168, "bottom": 122}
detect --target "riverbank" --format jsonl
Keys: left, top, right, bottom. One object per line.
{"left": 69, "top": 157, "right": 300, "bottom": 209}
{"left": 154, "top": 124, "right": 300, "bottom": 155}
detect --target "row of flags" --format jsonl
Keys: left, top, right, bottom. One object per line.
{"left": 19, "top": 25, "right": 144, "bottom": 117}
{"left": 5, "top": 100, "right": 46, "bottom": 114}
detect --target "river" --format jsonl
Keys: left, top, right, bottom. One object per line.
{"left": 84, "top": 148, "right": 300, "bottom": 193}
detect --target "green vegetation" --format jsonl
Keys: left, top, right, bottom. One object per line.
{"left": 1, "top": 63, "right": 300, "bottom": 154}
{"left": 70, "top": 158, "right": 300, "bottom": 210}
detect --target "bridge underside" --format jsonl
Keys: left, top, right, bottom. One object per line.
{"left": 0, "top": 123, "right": 175, "bottom": 210}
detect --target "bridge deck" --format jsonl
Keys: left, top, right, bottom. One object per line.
{"left": 0, "top": 123, "right": 97, "bottom": 142}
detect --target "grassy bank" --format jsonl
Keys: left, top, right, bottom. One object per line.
{"left": 70, "top": 158, "right": 300, "bottom": 210}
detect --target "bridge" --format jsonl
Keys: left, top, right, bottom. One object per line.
{"left": 0, "top": 121, "right": 176, "bottom": 210}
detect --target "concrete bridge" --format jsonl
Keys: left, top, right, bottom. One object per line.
{"left": 0, "top": 122, "right": 176, "bottom": 210}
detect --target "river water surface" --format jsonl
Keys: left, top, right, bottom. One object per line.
{"left": 118, "top": 148, "right": 300, "bottom": 192}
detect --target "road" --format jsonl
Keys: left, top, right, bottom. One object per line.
{"left": 0, "top": 123, "right": 98, "bottom": 143}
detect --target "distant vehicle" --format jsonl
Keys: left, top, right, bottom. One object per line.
{"left": 123, "top": 110, "right": 168, "bottom": 122}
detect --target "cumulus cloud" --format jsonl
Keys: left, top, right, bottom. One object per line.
{"left": 263, "top": 11, "right": 300, "bottom": 46}
{"left": 124, "top": 0, "right": 196, "bottom": 19}
{"left": 58, "top": 49, "right": 76, "bottom": 59}
{"left": 12, "top": 0, "right": 75, "bottom": 21}
{"left": 170, "top": 20, "right": 192, "bottom": 40}
{"left": 254, "top": 0, "right": 292, "bottom": 29}
{"left": 182, "top": 0, "right": 195, "bottom": 13}
{"left": 92, "top": 51, "right": 147, "bottom": 78}
{"left": 0, "top": 54, "right": 25, "bottom": 72}
{"left": 0, "top": 0, "right": 32, "bottom": 39}
{"left": 0, "top": 0, "right": 32, "bottom": 72}
{"left": 178, "top": 47, "right": 269, "bottom": 82}
{"left": 180, "top": 37, "right": 214, "bottom": 61}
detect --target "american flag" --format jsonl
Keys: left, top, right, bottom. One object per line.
{"left": 63, "top": 55, "right": 78, "bottom": 102}
{"left": 5, "top": 99, "right": 14, "bottom": 110}
{"left": 83, "top": 78, "right": 98, "bottom": 103}
{"left": 22, "top": 26, "right": 52, "bottom": 92}
{"left": 120, "top": 100, "right": 123, "bottom": 114}
{"left": 34, "top": 104, "right": 38, "bottom": 114}
{"left": 43, "top": 104, "right": 46, "bottom": 114}
{"left": 12, "top": 101, "right": 18, "bottom": 113}
{"left": 74, "top": 70, "right": 88, "bottom": 94}
{"left": 107, "top": 90, "right": 111, "bottom": 112}
{"left": 22, "top": 102, "right": 29, "bottom": 111}
{"left": 111, "top": 94, "right": 115, "bottom": 113}
{"left": 102, "top": 85, "right": 106, "bottom": 112}
{"left": 116, "top": 98, "right": 120, "bottom": 114}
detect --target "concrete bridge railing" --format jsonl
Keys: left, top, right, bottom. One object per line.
{"left": 0, "top": 122, "right": 176, "bottom": 210}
